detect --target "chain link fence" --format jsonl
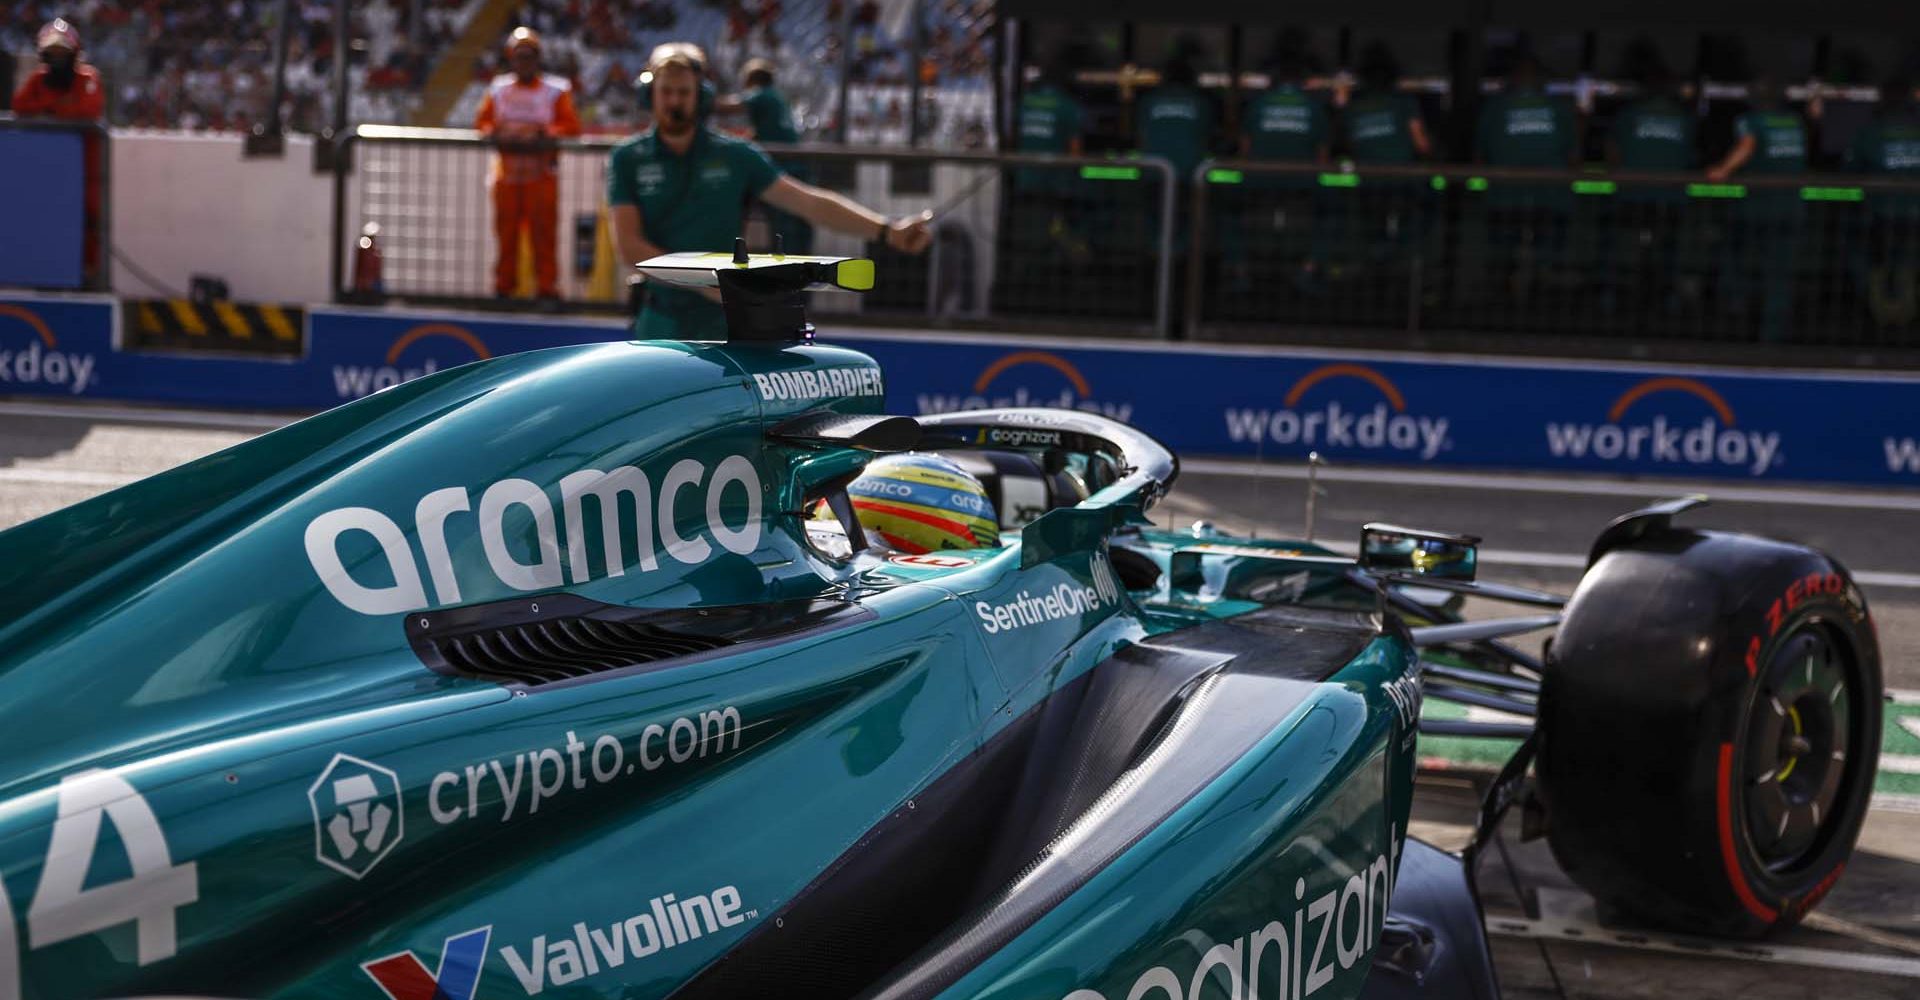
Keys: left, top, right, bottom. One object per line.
{"left": 334, "top": 126, "right": 1176, "bottom": 334}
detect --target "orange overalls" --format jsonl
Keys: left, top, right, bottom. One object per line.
{"left": 12, "top": 64, "right": 106, "bottom": 282}
{"left": 475, "top": 73, "right": 581, "bottom": 297}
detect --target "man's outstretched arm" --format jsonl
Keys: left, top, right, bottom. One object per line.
{"left": 761, "top": 175, "right": 932, "bottom": 253}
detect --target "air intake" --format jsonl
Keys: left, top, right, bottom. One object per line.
{"left": 407, "top": 593, "right": 868, "bottom": 689}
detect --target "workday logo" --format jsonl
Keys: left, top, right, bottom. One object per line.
{"left": 1223, "top": 362, "right": 1451, "bottom": 460}
{"left": 914, "top": 350, "right": 1133, "bottom": 421}
{"left": 333, "top": 322, "right": 492, "bottom": 400}
{"left": 0, "top": 303, "right": 97, "bottom": 394}
{"left": 1544, "top": 376, "right": 1782, "bottom": 475}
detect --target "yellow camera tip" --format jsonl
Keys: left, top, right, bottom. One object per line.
{"left": 835, "top": 259, "right": 875, "bottom": 291}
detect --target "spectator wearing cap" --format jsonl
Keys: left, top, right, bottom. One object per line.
{"left": 718, "top": 58, "right": 812, "bottom": 254}
{"left": 13, "top": 18, "right": 106, "bottom": 283}
{"left": 476, "top": 26, "right": 582, "bottom": 302}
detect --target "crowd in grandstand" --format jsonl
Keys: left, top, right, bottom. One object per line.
{"left": 3, "top": 0, "right": 470, "bottom": 131}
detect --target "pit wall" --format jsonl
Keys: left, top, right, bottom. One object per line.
{"left": 2, "top": 292, "right": 1918, "bottom": 486}
{"left": 107, "top": 132, "right": 336, "bottom": 304}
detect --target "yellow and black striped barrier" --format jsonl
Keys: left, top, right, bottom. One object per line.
{"left": 126, "top": 299, "right": 305, "bottom": 355}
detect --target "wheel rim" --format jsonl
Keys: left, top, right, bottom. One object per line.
{"left": 1742, "top": 624, "right": 1853, "bottom": 872}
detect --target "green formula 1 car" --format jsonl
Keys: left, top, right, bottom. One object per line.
{"left": 0, "top": 254, "right": 1883, "bottom": 1000}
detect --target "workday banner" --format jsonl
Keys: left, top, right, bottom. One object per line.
{"left": 830, "top": 331, "right": 1920, "bottom": 486}
{"left": 5, "top": 299, "right": 1917, "bottom": 487}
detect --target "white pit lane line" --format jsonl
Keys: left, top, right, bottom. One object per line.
{"left": 1491, "top": 888, "right": 1920, "bottom": 978}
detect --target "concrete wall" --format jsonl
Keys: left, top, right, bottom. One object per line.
{"left": 108, "top": 131, "right": 334, "bottom": 303}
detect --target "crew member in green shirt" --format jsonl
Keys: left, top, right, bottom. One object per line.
{"left": 1017, "top": 59, "right": 1086, "bottom": 159}
{"left": 1344, "top": 43, "right": 1431, "bottom": 166}
{"left": 1608, "top": 62, "right": 1698, "bottom": 318}
{"left": 1012, "top": 57, "right": 1085, "bottom": 200}
{"left": 1137, "top": 53, "right": 1216, "bottom": 187}
{"left": 1242, "top": 49, "right": 1328, "bottom": 166}
{"left": 609, "top": 44, "right": 929, "bottom": 340}
{"left": 1848, "top": 73, "right": 1920, "bottom": 326}
{"left": 1706, "top": 73, "right": 1808, "bottom": 340}
{"left": 1474, "top": 52, "right": 1580, "bottom": 301}
{"left": 1232, "top": 47, "right": 1329, "bottom": 293}
{"left": 719, "top": 58, "right": 812, "bottom": 254}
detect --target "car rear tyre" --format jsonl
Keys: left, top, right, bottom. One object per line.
{"left": 1537, "top": 528, "right": 1881, "bottom": 938}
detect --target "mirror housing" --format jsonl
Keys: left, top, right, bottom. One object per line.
{"left": 1359, "top": 524, "right": 1480, "bottom": 581}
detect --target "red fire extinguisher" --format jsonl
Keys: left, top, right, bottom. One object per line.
{"left": 353, "top": 222, "right": 385, "bottom": 299}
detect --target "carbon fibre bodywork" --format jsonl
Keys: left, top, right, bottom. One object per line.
{"left": 0, "top": 335, "right": 1486, "bottom": 1000}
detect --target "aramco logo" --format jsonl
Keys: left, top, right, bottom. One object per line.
{"left": 913, "top": 350, "right": 1132, "bottom": 420}
{"left": 332, "top": 323, "right": 492, "bottom": 399}
{"left": 0, "top": 303, "right": 97, "bottom": 394}
{"left": 1223, "top": 362, "right": 1450, "bottom": 460}
{"left": 1544, "top": 376, "right": 1782, "bottom": 475}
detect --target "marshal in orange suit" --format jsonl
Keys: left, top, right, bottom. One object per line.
{"left": 475, "top": 27, "right": 581, "bottom": 300}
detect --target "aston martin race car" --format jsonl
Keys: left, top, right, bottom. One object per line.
{"left": 0, "top": 253, "right": 1883, "bottom": 1000}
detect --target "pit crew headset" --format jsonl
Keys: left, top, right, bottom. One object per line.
{"left": 634, "top": 42, "right": 716, "bottom": 123}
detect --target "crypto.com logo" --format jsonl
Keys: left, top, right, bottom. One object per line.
{"left": 1544, "top": 376, "right": 1782, "bottom": 475}
{"left": 309, "top": 753, "right": 405, "bottom": 879}
{"left": 1223, "top": 362, "right": 1451, "bottom": 459}
{"left": 333, "top": 322, "right": 492, "bottom": 399}
{"left": 914, "top": 350, "right": 1133, "bottom": 420}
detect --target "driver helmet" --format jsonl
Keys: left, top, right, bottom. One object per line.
{"left": 848, "top": 454, "right": 999, "bottom": 553}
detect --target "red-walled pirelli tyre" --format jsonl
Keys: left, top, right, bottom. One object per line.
{"left": 1537, "top": 528, "right": 1882, "bottom": 938}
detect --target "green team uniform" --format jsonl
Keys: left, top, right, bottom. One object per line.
{"left": 1244, "top": 83, "right": 1327, "bottom": 192}
{"left": 608, "top": 127, "right": 783, "bottom": 339}
{"left": 1733, "top": 110, "right": 1807, "bottom": 174}
{"left": 1849, "top": 108, "right": 1920, "bottom": 214}
{"left": 741, "top": 86, "right": 799, "bottom": 144}
{"left": 1017, "top": 82, "right": 1084, "bottom": 154}
{"left": 1614, "top": 96, "right": 1695, "bottom": 203}
{"left": 1732, "top": 109, "right": 1806, "bottom": 217}
{"left": 1014, "top": 82, "right": 1084, "bottom": 194}
{"left": 1245, "top": 84, "right": 1327, "bottom": 161}
{"left": 740, "top": 85, "right": 812, "bottom": 255}
{"left": 1138, "top": 83, "right": 1215, "bottom": 183}
{"left": 1344, "top": 93, "right": 1419, "bottom": 164}
{"left": 1477, "top": 87, "right": 1577, "bottom": 167}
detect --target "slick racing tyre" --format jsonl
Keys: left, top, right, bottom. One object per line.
{"left": 1537, "top": 528, "right": 1882, "bottom": 938}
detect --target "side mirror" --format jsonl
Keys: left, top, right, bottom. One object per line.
{"left": 1359, "top": 524, "right": 1480, "bottom": 581}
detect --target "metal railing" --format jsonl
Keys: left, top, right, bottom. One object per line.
{"left": 1186, "top": 160, "right": 1920, "bottom": 349}
{"left": 0, "top": 116, "right": 111, "bottom": 292}
{"left": 332, "top": 126, "right": 1178, "bottom": 336}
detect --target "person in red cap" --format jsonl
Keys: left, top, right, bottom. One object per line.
{"left": 475, "top": 27, "right": 581, "bottom": 302}
{"left": 13, "top": 18, "right": 107, "bottom": 282}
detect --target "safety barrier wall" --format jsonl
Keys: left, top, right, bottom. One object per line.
{"left": 334, "top": 127, "right": 1178, "bottom": 335}
{"left": 4, "top": 291, "right": 1917, "bottom": 486}
{"left": 1189, "top": 161, "right": 1920, "bottom": 348}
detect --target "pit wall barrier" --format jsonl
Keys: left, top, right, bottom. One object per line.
{"left": 3, "top": 291, "right": 1918, "bottom": 486}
